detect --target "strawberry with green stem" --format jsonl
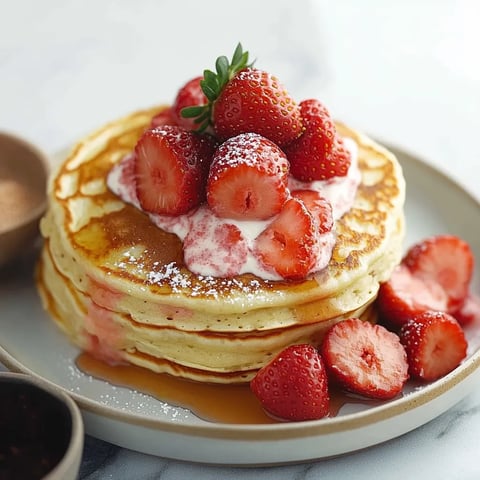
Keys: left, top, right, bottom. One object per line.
{"left": 181, "top": 43, "right": 302, "bottom": 147}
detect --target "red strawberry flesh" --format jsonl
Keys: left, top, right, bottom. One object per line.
{"left": 399, "top": 310, "right": 467, "bottom": 381}
{"left": 377, "top": 264, "right": 448, "bottom": 329}
{"left": 321, "top": 318, "right": 409, "bottom": 399}
{"left": 403, "top": 235, "right": 474, "bottom": 312}
{"left": 207, "top": 133, "right": 289, "bottom": 220}
{"left": 254, "top": 198, "right": 316, "bottom": 280}
{"left": 134, "top": 126, "right": 214, "bottom": 216}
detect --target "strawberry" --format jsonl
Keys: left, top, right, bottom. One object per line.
{"left": 213, "top": 67, "right": 302, "bottom": 146}
{"left": 291, "top": 189, "right": 333, "bottom": 234}
{"left": 172, "top": 76, "right": 207, "bottom": 130}
{"left": 403, "top": 235, "right": 474, "bottom": 312}
{"left": 284, "top": 99, "right": 351, "bottom": 181}
{"left": 181, "top": 43, "right": 302, "bottom": 146}
{"left": 206, "top": 133, "right": 289, "bottom": 220}
{"left": 451, "top": 292, "right": 480, "bottom": 326}
{"left": 321, "top": 318, "right": 409, "bottom": 399}
{"left": 399, "top": 310, "right": 467, "bottom": 381}
{"left": 254, "top": 198, "right": 317, "bottom": 280}
{"left": 150, "top": 107, "right": 177, "bottom": 128}
{"left": 250, "top": 344, "right": 330, "bottom": 421}
{"left": 134, "top": 126, "right": 215, "bottom": 215}
{"left": 377, "top": 264, "right": 448, "bottom": 329}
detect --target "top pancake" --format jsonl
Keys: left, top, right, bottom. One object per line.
{"left": 41, "top": 106, "right": 405, "bottom": 329}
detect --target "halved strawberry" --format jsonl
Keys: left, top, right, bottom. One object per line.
{"left": 291, "top": 189, "right": 333, "bottom": 234}
{"left": 284, "top": 99, "right": 351, "bottom": 181}
{"left": 399, "top": 310, "right": 467, "bottom": 381}
{"left": 150, "top": 107, "right": 177, "bottom": 128}
{"left": 254, "top": 197, "right": 316, "bottom": 280}
{"left": 251, "top": 344, "right": 330, "bottom": 421}
{"left": 403, "top": 235, "right": 474, "bottom": 312}
{"left": 321, "top": 318, "right": 409, "bottom": 399}
{"left": 377, "top": 264, "right": 448, "bottom": 330}
{"left": 134, "top": 126, "right": 215, "bottom": 215}
{"left": 172, "top": 76, "right": 207, "bottom": 130}
{"left": 213, "top": 67, "right": 302, "bottom": 146}
{"left": 451, "top": 292, "right": 480, "bottom": 327}
{"left": 206, "top": 133, "right": 289, "bottom": 220}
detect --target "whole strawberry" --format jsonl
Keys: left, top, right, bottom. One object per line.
{"left": 284, "top": 99, "right": 351, "bottom": 181}
{"left": 251, "top": 344, "right": 330, "bottom": 421}
{"left": 181, "top": 43, "right": 302, "bottom": 147}
{"left": 172, "top": 76, "right": 207, "bottom": 130}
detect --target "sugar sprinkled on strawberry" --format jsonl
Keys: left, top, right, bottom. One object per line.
{"left": 134, "top": 126, "right": 215, "bottom": 216}
{"left": 321, "top": 318, "right": 409, "bottom": 399}
{"left": 206, "top": 133, "right": 289, "bottom": 220}
{"left": 403, "top": 235, "right": 474, "bottom": 312}
{"left": 250, "top": 344, "right": 330, "bottom": 421}
{"left": 213, "top": 67, "right": 302, "bottom": 146}
{"left": 399, "top": 310, "right": 467, "bottom": 382}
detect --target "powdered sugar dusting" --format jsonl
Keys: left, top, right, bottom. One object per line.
{"left": 107, "top": 138, "right": 360, "bottom": 281}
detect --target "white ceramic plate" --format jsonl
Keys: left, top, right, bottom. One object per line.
{"left": 1, "top": 145, "right": 480, "bottom": 466}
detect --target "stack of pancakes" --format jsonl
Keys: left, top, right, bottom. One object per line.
{"left": 37, "top": 107, "right": 405, "bottom": 383}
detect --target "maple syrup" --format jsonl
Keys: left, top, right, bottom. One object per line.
{"left": 76, "top": 353, "right": 373, "bottom": 424}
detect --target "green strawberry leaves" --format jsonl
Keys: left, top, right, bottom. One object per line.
{"left": 181, "top": 43, "right": 251, "bottom": 132}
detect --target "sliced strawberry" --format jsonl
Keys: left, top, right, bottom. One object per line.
{"left": 321, "top": 318, "right": 409, "bottom": 399}
{"left": 451, "top": 292, "right": 480, "bottom": 327}
{"left": 403, "top": 235, "right": 474, "bottom": 312}
{"left": 284, "top": 99, "right": 351, "bottom": 181}
{"left": 377, "top": 264, "right": 448, "bottom": 329}
{"left": 213, "top": 68, "right": 302, "bottom": 147}
{"left": 254, "top": 198, "right": 317, "bottom": 280}
{"left": 251, "top": 344, "right": 330, "bottom": 421}
{"left": 172, "top": 76, "right": 207, "bottom": 130}
{"left": 291, "top": 189, "right": 333, "bottom": 234}
{"left": 150, "top": 107, "right": 177, "bottom": 128}
{"left": 206, "top": 133, "right": 289, "bottom": 220}
{"left": 134, "top": 126, "right": 215, "bottom": 215}
{"left": 399, "top": 310, "right": 467, "bottom": 381}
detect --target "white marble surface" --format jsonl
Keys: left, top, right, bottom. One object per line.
{"left": 1, "top": 0, "right": 480, "bottom": 478}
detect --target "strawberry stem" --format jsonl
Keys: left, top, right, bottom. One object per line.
{"left": 181, "top": 43, "right": 251, "bottom": 132}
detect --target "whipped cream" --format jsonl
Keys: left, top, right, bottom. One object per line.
{"left": 107, "top": 138, "right": 360, "bottom": 281}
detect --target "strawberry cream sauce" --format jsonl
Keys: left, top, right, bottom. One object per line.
{"left": 107, "top": 138, "right": 360, "bottom": 281}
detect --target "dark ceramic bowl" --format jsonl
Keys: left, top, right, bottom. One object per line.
{"left": 0, "top": 372, "right": 83, "bottom": 479}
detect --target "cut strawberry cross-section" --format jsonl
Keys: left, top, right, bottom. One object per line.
{"left": 206, "top": 132, "right": 290, "bottom": 220}
{"left": 134, "top": 126, "right": 215, "bottom": 216}
{"left": 254, "top": 197, "right": 317, "bottom": 280}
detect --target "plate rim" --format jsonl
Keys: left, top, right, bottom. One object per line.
{"left": 1, "top": 142, "right": 480, "bottom": 447}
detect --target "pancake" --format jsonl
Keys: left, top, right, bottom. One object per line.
{"left": 37, "top": 106, "right": 405, "bottom": 383}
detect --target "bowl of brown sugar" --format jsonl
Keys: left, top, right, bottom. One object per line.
{"left": 0, "top": 131, "right": 49, "bottom": 267}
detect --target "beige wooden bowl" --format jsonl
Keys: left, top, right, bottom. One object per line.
{"left": 0, "top": 131, "right": 48, "bottom": 267}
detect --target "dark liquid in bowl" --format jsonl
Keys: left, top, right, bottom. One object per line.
{"left": 0, "top": 381, "right": 72, "bottom": 480}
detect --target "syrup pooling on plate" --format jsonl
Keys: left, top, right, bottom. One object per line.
{"left": 76, "top": 352, "right": 378, "bottom": 424}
